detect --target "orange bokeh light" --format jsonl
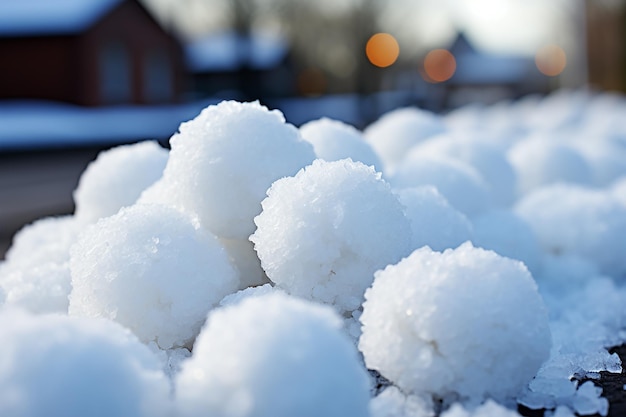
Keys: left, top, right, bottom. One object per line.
{"left": 423, "top": 49, "right": 456, "bottom": 83}
{"left": 535, "top": 45, "right": 567, "bottom": 77}
{"left": 366, "top": 33, "right": 400, "bottom": 68}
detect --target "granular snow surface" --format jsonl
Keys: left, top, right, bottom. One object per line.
{"left": 1, "top": 92, "right": 626, "bottom": 416}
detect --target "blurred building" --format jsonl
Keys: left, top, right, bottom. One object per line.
{"left": 0, "top": 0, "right": 184, "bottom": 106}
{"left": 586, "top": 0, "right": 626, "bottom": 92}
{"left": 438, "top": 32, "right": 547, "bottom": 108}
{"left": 184, "top": 31, "right": 295, "bottom": 100}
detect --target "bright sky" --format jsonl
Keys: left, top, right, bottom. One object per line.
{"left": 143, "top": 0, "right": 579, "bottom": 56}
{"left": 380, "top": 0, "right": 578, "bottom": 56}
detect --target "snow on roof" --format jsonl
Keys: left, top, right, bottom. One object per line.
{"left": 185, "top": 31, "right": 289, "bottom": 73}
{"left": 0, "top": 0, "right": 123, "bottom": 37}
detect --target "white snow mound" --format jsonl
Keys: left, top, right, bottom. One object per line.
{"left": 176, "top": 292, "right": 371, "bottom": 417}
{"left": 0, "top": 309, "right": 171, "bottom": 417}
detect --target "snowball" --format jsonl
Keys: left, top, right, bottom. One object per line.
{"left": 0, "top": 215, "right": 81, "bottom": 313}
{"left": 515, "top": 184, "right": 626, "bottom": 279}
{"left": 471, "top": 210, "right": 542, "bottom": 275}
{"left": 507, "top": 136, "right": 592, "bottom": 197}
{"left": 536, "top": 254, "right": 600, "bottom": 294}
{"left": 363, "top": 107, "right": 445, "bottom": 174}
{"left": 69, "top": 204, "right": 239, "bottom": 349}
{"left": 176, "top": 292, "right": 371, "bottom": 417}
{"left": 140, "top": 100, "right": 316, "bottom": 239}
{"left": 395, "top": 186, "right": 473, "bottom": 252}
{"left": 250, "top": 158, "right": 412, "bottom": 314}
{"left": 572, "top": 137, "right": 626, "bottom": 186}
{"left": 390, "top": 155, "right": 492, "bottom": 218}
{"left": 359, "top": 243, "right": 551, "bottom": 404}
{"left": 440, "top": 400, "right": 522, "bottom": 417}
{"left": 0, "top": 309, "right": 171, "bottom": 417}
{"left": 406, "top": 134, "right": 517, "bottom": 207}
{"left": 73, "top": 141, "right": 168, "bottom": 223}
{"left": 300, "top": 117, "right": 383, "bottom": 171}
{"left": 370, "top": 386, "right": 435, "bottom": 417}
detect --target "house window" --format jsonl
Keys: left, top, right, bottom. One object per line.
{"left": 99, "top": 41, "right": 131, "bottom": 104}
{"left": 143, "top": 49, "right": 173, "bottom": 103}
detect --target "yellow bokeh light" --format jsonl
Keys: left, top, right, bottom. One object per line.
{"left": 535, "top": 44, "right": 567, "bottom": 77}
{"left": 423, "top": 49, "right": 456, "bottom": 83}
{"left": 366, "top": 33, "right": 400, "bottom": 68}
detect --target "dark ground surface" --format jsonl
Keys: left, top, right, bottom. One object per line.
{"left": 0, "top": 147, "right": 102, "bottom": 259}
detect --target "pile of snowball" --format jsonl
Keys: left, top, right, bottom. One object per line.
{"left": 1, "top": 90, "right": 626, "bottom": 417}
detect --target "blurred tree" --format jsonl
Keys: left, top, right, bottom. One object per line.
{"left": 585, "top": 0, "right": 626, "bottom": 92}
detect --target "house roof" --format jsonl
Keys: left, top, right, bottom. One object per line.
{"left": 185, "top": 31, "right": 289, "bottom": 73}
{"left": 0, "top": 0, "right": 124, "bottom": 37}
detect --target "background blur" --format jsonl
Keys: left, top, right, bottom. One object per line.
{"left": 1, "top": 0, "right": 625, "bottom": 257}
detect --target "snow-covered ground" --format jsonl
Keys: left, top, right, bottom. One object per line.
{"left": 0, "top": 92, "right": 415, "bottom": 151}
{"left": 1, "top": 90, "right": 626, "bottom": 417}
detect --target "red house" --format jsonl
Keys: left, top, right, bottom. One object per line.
{"left": 0, "top": 0, "right": 184, "bottom": 106}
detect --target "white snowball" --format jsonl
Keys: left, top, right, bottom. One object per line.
{"left": 359, "top": 243, "right": 551, "bottom": 404}
{"left": 471, "top": 210, "right": 542, "bottom": 275}
{"left": 441, "top": 400, "right": 523, "bottom": 417}
{"left": 363, "top": 107, "right": 445, "bottom": 174}
{"left": 300, "top": 117, "right": 383, "bottom": 171}
{"left": 74, "top": 141, "right": 168, "bottom": 223}
{"left": 140, "top": 100, "right": 316, "bottom": 239}
{"left": 507, "top": 136, "right": 592, "bottom": 197}
{"left": 0, "top": 216, "right": 81, "bottom": 313}
{"left": 536, "top": 254, "right": 600, "bottom": 294}
{"left": 395, "top": 186, "right": 473, "bottom": 252}
{"left": 0, "top": 309, "right": 171, "bottom": 417}
{"left": 176, "top": 292, "right": 371, "bottom": 417}
{"left": 390, "top": 156, "right": 492, "bottom": 218}
{"left": 250, "top": 158, "right": 412, "bottom": 314}
{"left": 572, "top": 138, "right": 626, "bottom": 187}
{"left": 407, "top": 134, "right": 517, "bottom": 207}
{"left": 218, "top": 283, "right": 278, "bottom": 307}
{"left": 515, "top": 184, "right": 626, "bottom": 279}
{"left": 69, "top": 204, "right": 239, "bottom": 349}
